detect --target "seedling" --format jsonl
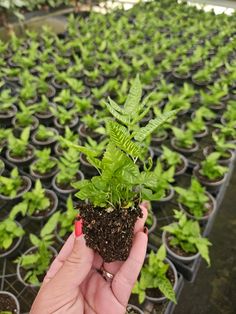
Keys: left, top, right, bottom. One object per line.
{"left": 35, "top": 125, "right": 56, "bottom": 142}
{"left": 172, "top": 127, "right": 196, "bottom": 149}
{"left": 212, "top": 134, "right": 236, "bottom": 158}
{"left": 50, "top": 106, "right": 76, "bottom": 126}
{"left": 0, "top": 168, "right": 22, "bottom": 198}
{"left": 8, "top": 127, "right": 31, "bottom": 158}
{"left": 160, "top": 145, "right": 182, "bottom": 169}
{"left": 163, "top": 210, "right": 211, "bottom": 265}
{"left": 133, "top": 246, "right": 176, "bottom": 304}
{"left": 200, "top": 152, "right": 228, "bottom": 180}
{"left": 175, "top": 178, "right": 210, "bottom": 218}
{"left": 0, "top": 218, "right": 24, "bottom": 251}
{"left": 15, "top": 102, "right": 37, "bottom": 128}
{"left": 0, "top": 89, "right": 17, "bottom": 112}
{"left": 31, "top": 149, "right": 57, "bottom": 175}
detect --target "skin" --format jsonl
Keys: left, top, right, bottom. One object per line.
{"left": 30, "top": 205, "right": 148, "bottom": 314}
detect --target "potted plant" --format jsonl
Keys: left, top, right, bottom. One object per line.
{"left": 160, "top": 145, "right": 188, "bottom": 176}
{"left": 78, "top": 114, "right": 104, "bottom": 143}
{"left": 0, "top": 168, "right": 31, "bottom": 202}
{"left": 175, "top": 177, "right": 216, "bottom": 221}
{"left": 194, "top": 152, "right": 228, "bottom": 192}
{"left": 0, "top": 159, "right": 4, "bottom": 176}
{"left": 31, "top": 125, "right": 58, "bottom": 149}
{"left": 0, "top": 291, "right": 20, "bottom": 314}
{"left": 132, "top": 246, "right": 177, "bottom": 304}
{"left": 186, "top": 116, "right": 208, "bottom": 138}
{"left": 192, "top": 67, "right": 213, "bottom": 86}
{"left": 52, "top": 148, "right": 84, "bottom": 195}
{"left": 200, "top": 89, "right": 226, "bottom": 111}
{"left": 16, "top": 213, "right": 59, "bottom": 287}
{"left": 12, "top": 101, "right": 38, "bottom": 133}
{"left": 0, "top": 217, "right": 24, "bottom": 259}
{"left": 70, "top": 76, "right": 175, "bottom": 261}
{"left": 53, "top": 89, "right": 74, "bottom": 109}
{"left": 142, "top": 161, "right": 175, "bottom": 207}
{"left": 84, "top": 68, "right": 104, "bottom": 87}
{"left": 0, "top": 89, "right": 17, "bottom": 126}
{"left": 162, "top": 210, "right": 211, "bottom": 264}
{"left": 221, "top": 100, "right": 236, "bottom": 128}
{"left": 55, "top": 195, "right": 77, "bottom": 244}
{"left": 51, "top": 106, "right": 78, "bottom": 133}
{"left": 54, "top": 127, "right": 79, "bottom": 157}
{"left": 11, "top": 180, "right": 58, "bottom": 221}
{"left": 213, "top": 123, "right": 236, "bottom": 143}
{"left": 0, "top": 128, "right": 11, "bottom": 151}
{"left": 171, "top": 127, "right": 198, "bottom": 155}
{"left": 30, "top": 149, "right": 58, "bottom": 182}
{"left": 192, "top": 107, "right": 216, "bottom": 125}
{"left": 6, "top": 127, "right": 35, "bottom": 166}
{"left": 34, "top": 96, "right": 56, "bottom": 125}
{"left": 203, "top": 134, "right": 236, "bottom": 165}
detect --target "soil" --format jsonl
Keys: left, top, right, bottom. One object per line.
{"left": 146, "top": 266, "right": 175, "bottom": 299}
{"left": 0, "top": 293, "right": 18, "bottom": 313}
{"left": 126, "top": 307, "right": 140, "bottom": 314}
{"left": 166, "top": 234, "right": 196, "bottom": 257}
{"left": 56, "top": 172, "right": 82, "bottom": 190}
{"left": 31, "top": 192, "right": 55, "bottom": 217}
{"left": 78, "top": 204, "right": 142, "bottom": 262}
{"left": 80, "top": 124, "right": 100, "bottom": 139}
{"left": 9, "top": 146, "right": 34, "bottom": 161}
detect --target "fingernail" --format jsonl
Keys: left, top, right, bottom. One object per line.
{"left": 75, "top": 218, "right": 83, "bottom": 237}
{"left": 143, "top": 226, "right": 148, "bottom": 235}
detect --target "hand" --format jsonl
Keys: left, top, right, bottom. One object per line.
{"left": 30, "top": 205, "right": 148, "bottom": 314}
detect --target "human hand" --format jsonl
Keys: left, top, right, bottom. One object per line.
{"left": 30, "top": 205, "right": 148, "bottom": 314}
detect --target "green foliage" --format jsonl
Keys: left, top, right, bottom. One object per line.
{"left": 58, "top": 126, "right": 78, "bottom": 150}
{"left": 10, "top": 180, "right": 50, "bottom": 217}
{"left": 160, "top": 145, "right": 182, "bottom": 169}
{"left": 133, "top": 246, "right": 176, "bottom": 304}
{"left": 162, "top": 211, "right": 211, "bottom": 265}
{"left": 15, "top": 102, "right": 37, "bottom": 127}
{"left": 8, "top": 127, "right": 30, "bottom": 157}
{"left": 16, "top": 212, "right": 59, "bottom": 286}
{"left": 81, "top": 114, "right": 100, "bottom": 130}
{"left": 187, "top": 116, "right": 205, "bottom": 134}
{"left": 200, "top": 152, "right": 228, "bottom": 180}
{"left": 35, "top": 125, "right": 56, "bottom": 141}
{"left": 58, "top": 195, "right": 77, "bottom": 238}
{"left": 31, "top": 149, "right": 57, "bottom": 174}
{"left": 0, "top": 168, "right": 22, "bottom": 198}
{"left": 212, "top": 134, "right": 236, "bottom": 158}
{"left": 175, "top": 178, "right": 210, "bottom": 218}
{"left": 50, "top": 106, "right": 76, "bottom": 126}
{"left": 172, "top": 127, "right": 196, "bottom": 149}
{"left": 195, "top": 107, "right": 216, "bottom": 121}
{"left": 0, "top": 89, "right": 17, "bottom": 112}
{"left": 0, "top": 218, "right": 24, "bottom": 250}
{"left": 56, "top": 148, "right": 80, "bottom": 185}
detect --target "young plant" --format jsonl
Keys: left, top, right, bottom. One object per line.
{"left": 31, "top": 149, "right": 57, "bottom": 175}
{"left": 133, "top": 246, "right": 176, "bottom": 304}
{"left": 58, "top": 195, "right": 77, "bottom": 238}
{"left": 163, "top": 210, "right": 211, "bottom": 265}
{"left": 35, "top": 125, "right": 56, "bottom": 142}
{"left": 160, "top": 145, "right": 182, "bottom": 169}
{"left": 34, "top": 96, "right": 52, "bottom": 114}
{"left": 10, "top": 180, "right": 51, "bottom": 217}
{"left": 8, "top": 127, "right": 31, "bottom": 158}
{"left": 16, "top": 212, "right": 59, "bottom": 286}
{"left": 69, "top": 76, "right": 175, "bottom": 261}
{"left": 56, "top": 148, "right": 80, "bottom": 186}
{"left": 15, "top": 102, "right": 37, "bottom": 128}
{"left": 81, "top": 114, "right": 100, "bottom": 130}
{"left": 175, "top": 178, "right": 210, "bottom": 218}
{"left": 0, "top": 128, "right": 11, "bottom": 146}
{"left": 53, "top": 89, "right": 72, "bottom": 107}
{"left": 212, "top": 134, "right": 236, "bottom": 158}
{"left": 172, "top": 127, "right": 196, "bottom": 149}
{"left": 213, "top": 124, "right": 236, "bottom": 141}
{"left": 0, "top": 168, "right": 22, "bottom": 198}
{"left": 200, "top": 153, "right": 228, "bottom": 181}
{"left": 50, "top": 106, "right": 76, "bottom": 126}
{"left": 186, "top": 116, "right": 206, "bottom": 134}
{"left": 195, "top": 107, "right": 216, "bottom": 122}
{"left": 0, "top": 89, "right": 17, "bottom": 112}
{"left": 0, "top": 218, "right": 24, "bottom": 251}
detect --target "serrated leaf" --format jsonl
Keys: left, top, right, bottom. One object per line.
{"left": 134, "top": 110, "right": 177, "bottom": 142}
{"left": 124, "top": 75, "right": 142, "bottom": 115}
{"left": 105, "top": 99, "right": 129, "bottom": 125}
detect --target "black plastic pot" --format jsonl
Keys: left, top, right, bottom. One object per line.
{"left": 16, "top": 246, "right": 57, "bottom": 288}
{"left": 203, "top": 146, "right": 235, "bottom": 166}
{"left": 53, "top": 116, "right": 79, "bottom": 134}
{"left": 31, "top": 127, "right": 58, "bottom": 149}
{"left": 78, "top": 124, "right": 102, "bottom": 143}
{"left": 193, "top": 165, "right": 227, "bottom": 194}
{"left": 12, "top": 116, "right": 39, "bottom": 135}
{"left": 52, "top": 170, "right": 84, "bottom": 196}
{"left": 0, "top": 221, "right": 24, "bottom": 259}
{"left": 0, "top": 291, "right": 20, "bottom": 314}
{"left": 80, "top": 153, "right": 99, "bottom": 178}
{"left": 51, "top": 77, "right": 68, "bottom": 91}
{"left": 84, "top": 75, "right": 105, "bottom": 88}
{"left": 6, "top": 144, "right": 35, "bottom": 167}
{"left": 126, "top": 304, "right": 144, "bottom": 314}
{"left": 35, "top": 103, "right": 56, "bottom": 125}
{"left": 193, "top": 126, "right": 209, "bottom": 139}
{"left": 173, "top": 154, "right": 189, "bottom": 177}
{"left": 0, "top": 105, "right": 17, "bottom": 127}
{"left": 151, "top": 130, "right": 168, "bottom": 151}
{"left": 170, "top": 138, "right": 199, "bottom": 156}
{"left": 27, "top": 189, "right": 58, "bottom": 221}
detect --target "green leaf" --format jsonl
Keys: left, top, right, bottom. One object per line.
{"left": 124, "top": 75, "right": 142, "bottom": 115}
{"left": 29, "top": 234, "right": 40, "bottom": 247}
{"left": 108, "top": 121, "right": 142, "bottom": 158}
{"left": 158, "top": 277, "right": 176, "bottom": 303}
{"left": 105, "top": 99, "right": 129, "bottom": 125}
{"left": 40, "top": 212, "right": 60, "bottom": 238}
{"left": 134, "top": 110, "right": 177, "bottom": 142}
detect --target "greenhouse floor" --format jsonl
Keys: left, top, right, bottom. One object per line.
{"left": 175, "top": 161, "right": 236, "bottom": 314}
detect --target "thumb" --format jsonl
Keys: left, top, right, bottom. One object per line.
{"left": 48, "top": 235, "right": 94, "bottom": 290}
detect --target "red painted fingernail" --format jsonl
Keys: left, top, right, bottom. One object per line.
{"left": 75, "top": 218, "right": 83, "bottom": 237}
{"left": 143, "top": 226, "right": 148, "bottom": 235}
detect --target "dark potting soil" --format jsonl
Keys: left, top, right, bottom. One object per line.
{"left": 146, "top": 267, "right": 175, "bottom": 299}
{"left": 9, "top": 147, "right": 34, "bottom": 161}
{"left": 0, "top": 293, "right": 17, "bottom": 313}
{"left": 31, "top": 192, "right": 55, "bottom": 217}
{"left": 79, "top": 204, "right": 142, "bottom": 262}
{"left": 167, "top": 234, "right": 196, "bottom": 257}
{"left": 80, "top": 124, "right": 99, "bottom": 139}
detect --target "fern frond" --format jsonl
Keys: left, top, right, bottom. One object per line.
{"left": 124, "top": 75, "right": 142, "bottom": 116}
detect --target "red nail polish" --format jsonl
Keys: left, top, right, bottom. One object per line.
{"left": 75, "top": 219, "right": 83, "bottom": 237}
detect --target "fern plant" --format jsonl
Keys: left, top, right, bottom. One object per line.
{"left": 8, "top": 127, "right": 31, "bottom": 157}
{"left": 0, "top": 218, "right": 24, "bottom": 251}
{"left": 199, "top": 152, "right": 228, "bottom": 180}
{"left": 0, "top": 168, "right": 22, "bottom": 198}
{"left": 133, "top": 246, "right": 176, "bottom": 304}
{"left": 31, "top": 149, "right": 57, "bottom": 175}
